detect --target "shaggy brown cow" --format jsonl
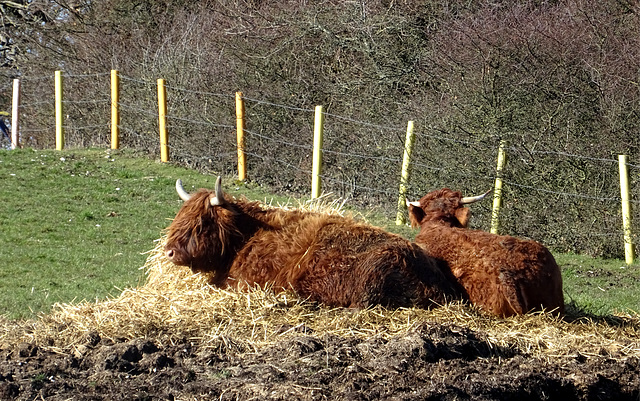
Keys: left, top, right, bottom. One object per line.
{"left": 164, "top": 177, "right": 463, "bottom": 309}
{"left": 406, "top": 188, "right": 564, "bottom": 317}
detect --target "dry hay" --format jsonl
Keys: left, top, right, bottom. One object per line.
{"left": 1, "top": 196, "right": 639, "bottom": 363}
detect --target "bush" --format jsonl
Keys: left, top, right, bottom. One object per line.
{"left": 2, "top": 0, "right": 639, "bottom": 257}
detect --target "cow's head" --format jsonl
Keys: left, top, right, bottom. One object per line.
{"left": 406, "top": 188, "right": 492, "bottom": 229}
{"left": 164, "top": 177, "right": 244, "bottom": 281}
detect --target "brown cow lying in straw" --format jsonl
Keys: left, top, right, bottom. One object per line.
{"left": 164, "top": 177, "right": 463, "bottom": 309}
{"left": 406, "top": 188, "right": 564, "bottom": 317}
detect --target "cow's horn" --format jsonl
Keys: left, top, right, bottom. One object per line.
{"left": 210, "top": 176, "right": 226, "bottom": 206}
{"left": 460, "top": 189, "right": 493, "bottom": 204}
{"left": 175, "top": 179, "right": 191, "bottom": 201}
{"left": 405, "top": 198, "right": 420, "bottom": 208}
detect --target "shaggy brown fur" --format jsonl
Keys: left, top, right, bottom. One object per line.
{"left": 408, "top": 188, "right": 564, "bottom": 317}
{"left": 164, "top": 183, "right": 464, "bottom": 309}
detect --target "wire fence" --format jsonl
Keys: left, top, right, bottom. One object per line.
{"left": 2, "top": 71, "right": 638, "bottom": 259}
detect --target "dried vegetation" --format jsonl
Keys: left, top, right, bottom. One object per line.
{"left": 2, "top": 198, "right": 638, "bottom": 364}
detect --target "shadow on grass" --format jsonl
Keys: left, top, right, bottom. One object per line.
{"left": 562, "top": 299, "right": 640, "bottom": 329}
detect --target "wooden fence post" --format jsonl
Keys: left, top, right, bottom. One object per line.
{"left": 618, "top": 154, "right": 635, "bottom": 264}
{"left": 396, "top": 121, "right": 416, "bottom": 225}
{"left": 55, "top": 71, "right": 64, "bottom": 150}
{"left": 111, "top": 70, "right": 120, "bottom": 150}
{"left": 11, "top": 78, "right": 20, "bottom": 149}
{"left": 311, "top": 105, "right": 325, "bottom": 199}
{"left": 491, "top": 140, "right": 507, "bottom": 234}
{"left": 236, "top": 91, "right": 246, "bottom": 181}
{"left": 157, "top": 78, "right": 169, "bottom": 162}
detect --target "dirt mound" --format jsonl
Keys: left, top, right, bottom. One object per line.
{"left": 1, "top": 322, "right": 638, "bottom": 400}
{"left": 1, "top": 234, "right": 639, "bottom": 400}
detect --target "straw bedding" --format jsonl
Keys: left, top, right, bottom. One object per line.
{"left": 1, "top": 207, "right": 638, "bottom": 364}
{"left": 0, "top": 195, "right": 638, "bottom": 362}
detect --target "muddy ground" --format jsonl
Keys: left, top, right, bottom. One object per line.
{"left": 0, "top": 322, "right": 638, "bottom": 401}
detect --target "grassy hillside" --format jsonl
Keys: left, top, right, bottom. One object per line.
{"left": 0, "top": 148, "right": 637, "bottom": 319}
{"left": 0, "top": 148, "right": 279, "bottom": 319}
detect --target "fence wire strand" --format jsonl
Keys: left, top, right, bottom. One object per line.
{"left": 5, "top": 71, "right": 638, "bottom": 256}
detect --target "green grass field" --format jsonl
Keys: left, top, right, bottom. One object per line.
{"left": 0, "top": 148, "right": 638, "bottom": 319}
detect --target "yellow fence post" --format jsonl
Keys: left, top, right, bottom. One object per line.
{"left": 396, "top": 121, "right": 416, "bottom": 225}
{"left": 157, "top": 78, "right": 169, "bottom": 162}
{"left": 55, "top": 71, "right": 64, "bottom": 150}
{"left": 311, "top": 105, "right": 325, "bottom": 199}
{"left": 619, "top": 154, "right": 635, "bottom": 264}
{"left": 11, "top": 78, "right": 20, "bottom": 149}
{"left": 491, "top": 140, "right": 507, "bottom": 234}
{"left": 111, "top": 70, "right": 120, "bottom": 150}
{"left": 236, "top": 91, "right": 246, "bottom": 181}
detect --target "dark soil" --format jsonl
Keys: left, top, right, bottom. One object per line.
{"left": 0, "top": 322, "right": 638, "bottom": 401}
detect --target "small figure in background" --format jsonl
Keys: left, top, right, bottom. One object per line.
{"left": 0, "top": 111, "right": 10, "bottom": 148}
{"left": 0, "top": 117, "right": 9, "bottom": 140}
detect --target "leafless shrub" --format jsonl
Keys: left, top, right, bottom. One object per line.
{"left": 2, "top": 0, "right": 640, "bottom": 256}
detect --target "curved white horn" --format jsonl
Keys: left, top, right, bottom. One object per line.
{"left": 210, "top": 176, "right": 226, "bottom": 206}
{"left": 175, "top": 179, "right": 191, "bottom": 201}
{"left": 405, "top": 198, "right": 420, "bottom": 208}
{"left": 460, "top": 189, "right": 492, "bottom": 205}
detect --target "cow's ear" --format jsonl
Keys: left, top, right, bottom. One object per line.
{"left": 406, "top": 201, "right": 425, "bottom": 228}
{"left": 455, "top": 207, "right": 471, "bottom": 228}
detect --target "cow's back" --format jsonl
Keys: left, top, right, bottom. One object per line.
{"left": 228, "top": 214, "right": 462, "bottom": 308}
{"left": 415, "top": 224, "right": 564, "bottom": 316}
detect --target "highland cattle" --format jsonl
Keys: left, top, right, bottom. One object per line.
{"left": 164, "top": 177, "right": 463, "bottom": 309}
{"left": 407, "top": 188, "right": 564, "bottom": 316}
